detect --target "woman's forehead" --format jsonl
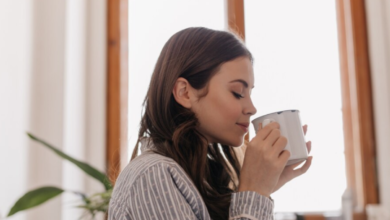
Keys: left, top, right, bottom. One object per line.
{"left": 213, "top": 57, "right": 254, "bottom": 86}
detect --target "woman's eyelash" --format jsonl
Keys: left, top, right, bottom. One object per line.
{"left": 232, "top": 92, "right": 244, "bottom": 99}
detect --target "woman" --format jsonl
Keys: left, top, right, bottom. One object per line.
{"left": 108, "top": 27, "right": 313, "bottom": 220}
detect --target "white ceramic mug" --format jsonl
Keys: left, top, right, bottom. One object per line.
{"left": 251, "top": 109, "right": 308, "bottom": 166}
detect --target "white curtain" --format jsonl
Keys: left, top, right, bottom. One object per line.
{"left": 0, "top": 1, "right": 107, "bottom": 220}
{"left": 366, "top": 0, "right": 390, "bottom": 217}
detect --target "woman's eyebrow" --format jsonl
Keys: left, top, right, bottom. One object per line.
{"left": 229, "top": 79, "right": 254, "bottom": 89}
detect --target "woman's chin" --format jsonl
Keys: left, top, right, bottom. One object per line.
{"left": 231, "top": 142, "right": 244, "bottom": 147}
{"left": 225, "top": 137, "right": 245, "bottom": 147}
{"left": 212, "top": 135, "right": 245, "bottom": 147}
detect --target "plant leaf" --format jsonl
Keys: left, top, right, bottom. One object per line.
{"left": 27, "top": 132, "right": 112, "bottom": 190}
{"left": 8, "top": 186, "right": 64, "bottom": 217}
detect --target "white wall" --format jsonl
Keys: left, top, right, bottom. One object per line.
{"left": 0, "top": 1, "right": 33, "bottom": 219}
{"left": 0, "top": 1, "right": 107, "bottom": 220}
{"left": 365, "top": 0, "right": 390, "bottom": 216}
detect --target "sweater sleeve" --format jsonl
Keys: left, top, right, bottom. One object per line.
{"left": 229, "top": 191, "right": 274, "bottom": 220}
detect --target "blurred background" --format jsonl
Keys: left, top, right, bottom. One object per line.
{"left": 1, "top": 0, "right": 389, "bottom": 220}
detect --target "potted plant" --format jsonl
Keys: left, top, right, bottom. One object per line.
{"left": 5, "top": 133, "right": 113, "bottom": 219}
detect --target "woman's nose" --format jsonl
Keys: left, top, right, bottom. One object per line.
{"left": 244, "top": 100, "right": 257, "bottom": 115}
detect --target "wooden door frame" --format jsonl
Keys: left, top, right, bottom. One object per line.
{"left": 336, "top": 0, "right": 379, "bottom": 219}
{"left": 106, "top": 0, "right": 128, "bottom": 184}
{"left": 227, "top": 0, "right": 246, "bottom": 42}
{"left": 226, "top": 0, "right": 249, "bottom": 145}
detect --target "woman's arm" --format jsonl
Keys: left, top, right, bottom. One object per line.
{"left": 110, "top": 161, "right": 274, "bottom": 220}
{"left": 229, "top": 191, "right": 274, "bottom": 220}
{"left": 229, "top": 141, "right": 275, "bottom": 220}
{"left": 125, "top": 164, "right": 206, "bottom": 220}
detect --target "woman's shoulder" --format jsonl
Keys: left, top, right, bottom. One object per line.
{"left": 109, "top": 151, "right": 210, "bottom": 219}
{"left": 128, "top": 151, "right": 177, "bottom": 169}
{"left": 116, "top": 152, "right": 178, "bottom": 185}
{"left": 111, "top": 151, "right": 194, "bottom": 197}
{"left": 109, "top": 151, "right": 204, "bottom": 208}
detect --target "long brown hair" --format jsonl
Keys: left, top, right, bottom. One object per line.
{"left": 131, "top": 27, "right": 253, "bottom": 220}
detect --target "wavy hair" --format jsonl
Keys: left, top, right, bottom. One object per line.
{"left": 130, "top": 27, "right": 253, "bottom": 220}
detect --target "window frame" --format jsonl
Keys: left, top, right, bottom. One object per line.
{"left": 336, "top": 0, "right": 379, "bottom": 218}
{"left": 106, "top": 0, "right": 129, "bottom": 184}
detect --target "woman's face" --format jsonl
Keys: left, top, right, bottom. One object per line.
{"left": 192, "top": 56, "right": 257, "bottom": 147}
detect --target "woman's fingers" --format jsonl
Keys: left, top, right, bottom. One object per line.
{"left": 273, "top": 136, "right": 288, "bottom": 156}
{"left": 291, "top": 156, "right": 313, "bottom": 176}
{"left": 257, "top": 122, "right": 280, "bottom": 141}
{"left": 303, "top": 124, "right": 308, "bottom": 135}
{"left": 268, "top": 129, "right": 282, "bottom": 146}
{"left": 306, "top": 141, "right": 312, "bottom": 154}
{"left": 298, "top": 156, "right": 312, "bottom": 174}
{"left": 287, "top": 160, "right": 304, "bottom": 170}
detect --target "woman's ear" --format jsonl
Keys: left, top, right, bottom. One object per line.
{"left": 172, "top": 77, "right": 192, "bottom": 109}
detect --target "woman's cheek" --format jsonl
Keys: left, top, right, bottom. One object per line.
{"left": 221, "top": 99, "right": 242, "bottom": 120}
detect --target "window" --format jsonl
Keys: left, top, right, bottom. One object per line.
{"left": 244, "top": 0, "right": 346, "bottom": 213}
{"left": 127, "top": 0, "right": 346, "bottom": 213}
{"left": 127, "top": 0, "right": 225, "bottom": 159}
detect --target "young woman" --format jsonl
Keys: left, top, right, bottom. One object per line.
{"left": 108, "top": 27, "right": 313, "bottom": 220}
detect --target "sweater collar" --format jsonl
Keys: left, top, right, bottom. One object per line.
{"left": 140, "top": 137, "right": 155, "bottom": 154}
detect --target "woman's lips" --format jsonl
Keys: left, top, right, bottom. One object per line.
{"left": 236, "top": 123, "right": 249, "bottom": 132}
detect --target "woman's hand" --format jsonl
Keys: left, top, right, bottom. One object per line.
{"left": 237, "top": 122, "right": 290, "bottom": 198}
{"left": 271, "top": 124, "right": 313, "bottom": 193}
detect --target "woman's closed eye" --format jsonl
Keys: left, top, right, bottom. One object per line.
{"left": 232, "top": 92, "right": 244, "bottom": 99}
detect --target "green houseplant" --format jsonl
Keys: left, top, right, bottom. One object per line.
{"left": 6, "top": 133, "right": 113, "bottom": 219}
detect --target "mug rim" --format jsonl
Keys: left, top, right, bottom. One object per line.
{"left": 251, "top": 109, "right": 300, "bottom": 123}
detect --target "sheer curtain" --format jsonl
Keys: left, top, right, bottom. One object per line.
{"left": 0, "top": 1, "right": 106, "bottom": 220}
{"left": 365, "top": 0, "right": 390, "bottom": 216}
